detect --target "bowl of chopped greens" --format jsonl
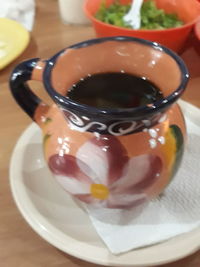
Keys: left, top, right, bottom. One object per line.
{"left": 84, "top": 0, "right": 200, "bottom": 52}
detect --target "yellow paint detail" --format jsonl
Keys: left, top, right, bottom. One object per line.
{"left": 162, "top": 128, "right": 176, "bottom": 168}
{"left": 90, "top": 184, "right": 109, "bottom": 200}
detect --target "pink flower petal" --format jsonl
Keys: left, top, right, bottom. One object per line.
{"left": 75, "top": 194, "right": 98, "bottom": 204}
{"left": 77, "top": 136, "right": 129, "bottom": 185}
{"left": 55, "top": 175, "right": 91, "bottom": 195}
{"left": 111, "top": 154, "right": 162, "bottom": 194}
{"left": 131, "top": 156, "right": 162, "bottom": 192}
{"left": 107, "top": 193, "right": 147, "bottom": 209}
{"left": 100, "top": 136, "right": 129, "bottom": 185}
{"left": 76, "top": 138, "right": 109, "bottom": 185}
{"left": 48, "top": 154, "right": 91, "bottom": 183}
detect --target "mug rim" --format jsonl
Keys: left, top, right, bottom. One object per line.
{"left": 43, "top": 36, "right": 189, "bottom": 120}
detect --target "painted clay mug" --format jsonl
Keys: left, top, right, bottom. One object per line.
{"left": 10, "top": 37, "right": 189, "bottom": 209}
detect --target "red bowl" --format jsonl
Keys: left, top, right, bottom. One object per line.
{"left": 84, "top": 0, "right": 200, "bottom": 52}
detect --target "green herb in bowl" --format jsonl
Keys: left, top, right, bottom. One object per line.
{"left": 95, "top": 0, "right": 184, "bottom": 30}
{"left": 95, "top": 0, "right": 131, "bottom": 28}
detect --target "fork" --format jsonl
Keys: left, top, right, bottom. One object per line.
{"left": 123, "top": 0, "right": 143, "bottom": 29}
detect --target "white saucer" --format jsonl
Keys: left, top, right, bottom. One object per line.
{"left": 9, "top": 100, "right": 200, "bottom": 267}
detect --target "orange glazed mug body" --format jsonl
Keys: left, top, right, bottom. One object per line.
{"left": 10, "top": 37, "right": 189, "bottom": 209}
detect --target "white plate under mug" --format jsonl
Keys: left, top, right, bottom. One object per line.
{"left": 9, "top": 100, "right": 200, "bottom": 267}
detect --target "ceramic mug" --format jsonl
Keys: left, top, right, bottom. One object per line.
{"left": 10, "top": 36, "right": 189, "bottom": 209}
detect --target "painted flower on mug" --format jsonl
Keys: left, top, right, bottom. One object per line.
{"left": 48, "top": 136, "right": 162, "bottom": 209}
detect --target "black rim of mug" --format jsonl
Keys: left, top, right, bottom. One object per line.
{"left": 42, "top": 36, "right": 189, "bottom": 120}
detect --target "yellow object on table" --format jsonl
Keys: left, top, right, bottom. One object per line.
{"left": 0, "top": 18, "right": 30, "bottom": 70}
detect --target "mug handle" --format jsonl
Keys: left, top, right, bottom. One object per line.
{"left": 9, "top": 58, "right": 48, "bottom": 120}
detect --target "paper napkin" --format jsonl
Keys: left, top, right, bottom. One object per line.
{"left": 86, "top": 101, "right": 200, "bottom": 255}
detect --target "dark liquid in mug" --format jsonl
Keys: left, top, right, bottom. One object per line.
{"left": 67, "top": 72, "right": 163, "bottom": 109}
